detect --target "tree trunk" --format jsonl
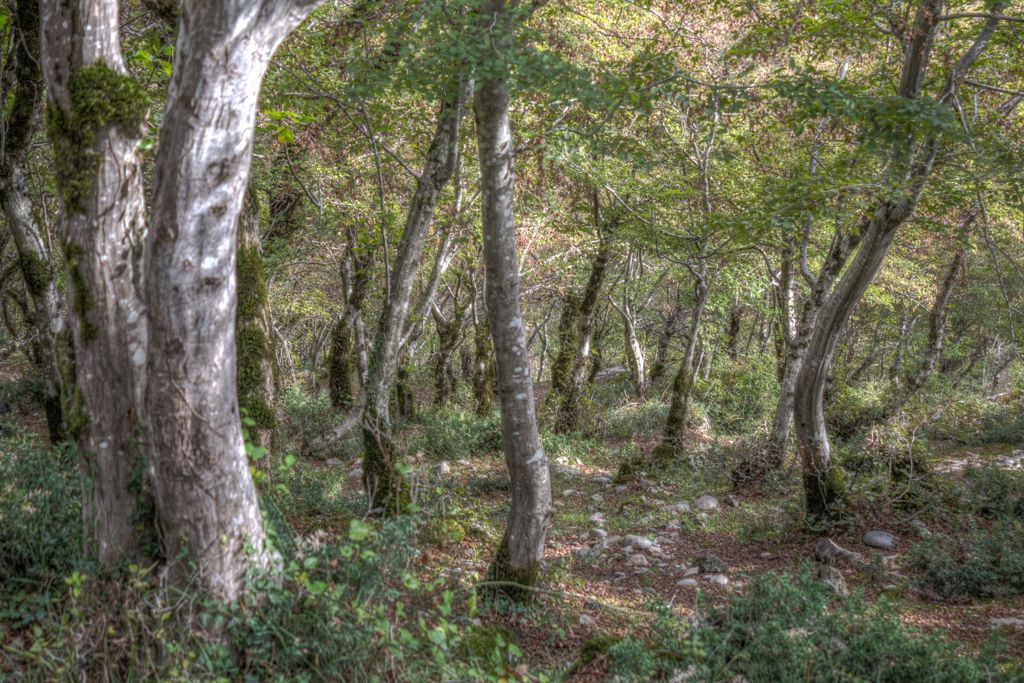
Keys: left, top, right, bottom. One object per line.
{"left": 620, "top": 299, "right": 646, "bottom": 399}
{"left": 236, "top": 185, "right": 277, "bottom": 457}
{"left": 649, "top": 285, "right": 683, "bottom": 384}
{"left": 432, "top": 302, "right": 465, "bottom": 406}
{"left": 475, "top": 34, "right": 551, "bottom": 599}
{"left": 41, "top": 0, "right": 154, "bottom": 566}
{"left": 473, "top": 314, "right": 496, "bottom": 415}
{"left": 662, "top": 265, "right": 708, "bottom": 453}
{"left": 361, "top": 81, "right": 470, "bottom": 514}
{"left": 144, "top": 0, "right": 321, "bottom": 601}
{"left": 906, "top": 242, "right": 968, "bottom": 394}
{"left": 329, "top": 228, "right": 372, "bottom": 410}
{"left": 553, "top": 203, "right": 614, "bottom": 432}
{"left": 794, "top": 0, "right": 1001, "bottom": 522}
{"left": 0, "top": 0, "right": 67, "bottom": 442}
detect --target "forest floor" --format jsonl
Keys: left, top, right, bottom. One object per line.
{"left": 287, "top": 405, "right": 1024, "bottom": 679}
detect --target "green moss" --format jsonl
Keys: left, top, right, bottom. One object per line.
{"left": 46, "top": 63, "right": 148, "bottom": 211}
{"left": 483, "top": 535, "right": 540, "bottom": 602}
{"left": 803, "top": 464, "right": 848, "bottom": 523}
{"left": 361, "top": 419, "right": 410, "bottom": 516}
{"left": 17, "top": 250, "right": 52, "bottom": 300}
{"left": 461, "top": 624, "right": 520, "bottom": 661}
{"left": 328, "top": 319, "right": 355, "bottom": 410}
{"left": 62, "top": 241, "right": 97, "bottom": 343}
{"left": 236, "top": 218, "right": 276, "bottom": 431}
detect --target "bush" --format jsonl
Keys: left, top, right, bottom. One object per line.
{"left": 5, "top": 518, "right": 529, "bottom": 682}
{"left": 909, "top": 517, "right": 1024, "bottom": 601}
{"left": 696, "top": 355, "right": 778, "bottom": 435}
{"left": 0, "top": 429, "right": 81, "bottom": 595}
{"left": 594, "top": 569, "right": 1010, "bottom": 682}
{"left": 280, "top": 386, "right": 356, "bottom": 459}
{"left": 825, "top": 380, "right": 889, "bottom": 441}
{"left": 408, "top": 410, "right": 503, "bottom": 461}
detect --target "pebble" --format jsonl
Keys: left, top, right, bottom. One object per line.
{"left": 589, "top": 528, "right": 608, "bottom": 541}
{"left": 627, "top": 554, "right": 650, "bottom": 568}
{"left": 633, "top": 567, "right": 650, "bottom": 575}
{"left": 818, "top": 564, "right": 849, "bottom": 597}
{"left": 593, "top": 475, "right": 613, "bottom": 486}
{"left": 683, "top": 566, "right": 699, "bottom": 576}
{"left": 562, "top": 489, "right": 577, "bottom": 497}
{"left": 589, "top": 512, "right": 605, "bottom": 526}
{"left": 723, "top": 493, "right": 740, "bottom": 508}
{"left": 909, "top": 519, "right": 931, "bottom": 538}
{"left": 692, "top": 553, "right": 728, "bottom": 573}
{"left": 676, "top": 578, "right": 698, "bottom": 587}
{"left": 457, "top": 459, "right": 471, "bottom": 466}
{"left": 624, "top": 535, "right": 656, "bottom": 551}
{"left": 706, "top": 574, "right": 728, "bottom": 586}
{"left": 436, "top": 461, "right": 451, "bottom": 475}
{"left": 579, "top": 614, "right": 597, "bottom": 627}
{"left": 591, "top": 493, "right": 604, "bottom": 503}
{"left": 694, "top": 495, "right": 720, "bottom": 511}
{"left": 325, "top": 458, "right": 343, "bottom": 466}
{"left": 673, "top": 501, "right": 692, "bottom": 513}
{"left": 863, "top": 530, "right": 897, "bottom": 550}
{"left": 614, "top": 484, "right": 629, "bottom": 493}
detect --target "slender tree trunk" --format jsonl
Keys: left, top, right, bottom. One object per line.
{"left": 649, "top": 285, "right": 683, "bottom": 384}
{"left": 236, "top": 185, "right": 277, "bottom": 456}
{"left": 144, "top": 0, "right": 321, "bottom": 600}
{"left": 361, "top": 81, "right": 470, "bottom": 514}
{"left": 662, "top": 265, "right": 708, "bottom": 453}
{"left": 473, "top": 314, "right": 496, "bottom": 415}
{"left": 0, "top": 1, "right": 67, "bottom": 442}
{"left": 475, "top": 26, "right": 551, "bottom": 598}
{"left": 41, "top": 0, "right": 154, "bottom": 566}
{"left": 906, "top": 243, "right": 968, "bottom": 394}
{"left": 795, "top": 0, "right": 1001, "bottom": 521}
{"left": 329, "top": 229, "right": 372, "bottom": 410}
{"left": 432, "top": 302, "right": 465, "bottom": 406}
{"left": 620, "top": 299, "right": 646, "bottom": 399}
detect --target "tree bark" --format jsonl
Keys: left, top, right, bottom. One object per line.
{"left": 475, "top": 15, "right": 551, "bottom": 598}
{"left": 649, "top": 285, "right": 683, "bottom": 383}
{"left": 794, "top": 0, "right": 1002, "bottom": 522}
{"left": 144, "top": 0, "right": 321, "bottom": 600}
{"left": 0, "top": 0, "right": 67, "bottom": 442}
{"left": 236, "top": 185, "right": 277, "bottom": 456}
{"left": 662, "top": 264, "right": 708, "bottom": 453}
{"left": 329, "top": 227, "right": 372, "bottom": 410}
{"left": 432, "top": 301, "right": 465, "bottom": 406}
{"left": 361, "top": 81, "right": 470, "bottom": 514}
{"left": 41, "top": 0, "right": 154, "bottom": 566}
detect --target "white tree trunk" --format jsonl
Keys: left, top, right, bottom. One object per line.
{"left": 475, "top": 43, "right": 552, "bottom": 597}
{"left": 144, "top": 0, "right": 320, "bottom": 600}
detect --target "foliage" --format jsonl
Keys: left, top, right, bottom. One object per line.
{"left": 595, "top": 569, "right": 1010, "bottom": 682}
{"left": 695, "top": 354, "right": 778, "bottom": 435}
{"left": 407, "top": 409, "right": 504, "bottom": 461}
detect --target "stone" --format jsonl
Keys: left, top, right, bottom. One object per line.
{"left": 457, "top": 459, "right": 471, "bottom": 466}
{"left": 672, "top": 501, "right": 692, "bottom": 513}
{"left": 436, "top": 460, "right": 451, "bottom": 475}
{"left": 818, "top": 564, "right": 849, "bottom": 597}
{"left": 909, "top": 518, "right": 931, "bottom": 538}
{"left": 589, "top": 528, "right": 608, "bottom": 541}
{"left": 562, "top": 489, "right": 577, "bottom": 497}
{"left": 694, "top": 494, "right": 719, "bottom": 511}
{"left": 692, "top": 553, "right": 728, "bottom": 573}
{"left": 627, "top": 554, "right": 650, "bottom": 568}
{"left": 605, "top": 535, "right": 622, "bottom": 547}
{"left": 863, "top": 530, "right": 897, "bottom": 550}
{"left": 614, "top": 485, "right": 629, "bottom": 493}
{"left": 579, "top": 614, "right": 597, "bottom": 627}
{"left": 676, "top": 578, "right": 698, "bottom": 587}
{"left": 683, "top": 566, "right": 700, "bottom": 576}
{"left": 880, "top": 555, "right": 900, "bottom": 570}
{"left": 990, "top": 617, "right": 1024, "bottom": 631}
{"left": 324, "top": 458, "right": 343, "bottom": 466}
{"left": 589, "top": 512, "right": 605, "bottom": 526}
{"left": 815, "top": 538, "right": 863, "bottom": 566}
{"left": 633, "top": 567, "right": 650, "bottom": 575}
{"left": 706, "top": 574, "right": 728, "bottom": 586}
{"left": 624, "top": 535, "right": 657, "bottom": 551}
{"left": 665, "top": 520, "right": 681, "bottom": 530}
{"left": 723, "top": 493, "right": 740, "bottom": 508}
{"left": 591, "top": 493, "right": 604, "bottom": 503}
{"left": 593, "top": 475, "right": 613, "bottom": 486}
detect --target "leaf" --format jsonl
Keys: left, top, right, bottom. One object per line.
{"left": 349, "top": 518, "right": 371, "bottom": 542}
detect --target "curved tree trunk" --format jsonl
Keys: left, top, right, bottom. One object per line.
{"left": 144, "top": 0, "right": 321, "bottom": 601}
{"left": 237, "top": 185, "right": 277, "bottom": 457}
{"left": 361, "top": 81, "right": 470, "bottom": 514}
{"left": 41, "top": 0, "right": 154, "bottom": 566}
{"left": 662, "top": 264, "right": 708, "bottom": 453}
{"left": 794, "top": 0, "right": 1001, "bottom": 521}
{"left": 475, "top": 14, "right": 551, "bottom": 599}
{"left": 0, "top": 1, "right": 67, "bottom": 442}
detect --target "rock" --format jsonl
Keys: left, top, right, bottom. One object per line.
{"left": 665, "top": 520, "right": 681, "bottom": 530}
{"left": 593, "top": 475, "right": 613, "bottom": 486}
{"left": 589, "top": 512, "right": 605, "bottom": 526}
{"left": 863, "top": 530, "right": 897, "bottom": 550}
{"left": 880, "top": 555, "right": 900, "bottom": 570}
{"left": 676, "top": 578, "right": 698, "bottom": 587}
{"left": 605, "top": 535, "right": 622, "bottom": 547}
{"left": 723, "top": 493, "right": 740, "bottom": 508}
{"left": 706, "top": 574, "right": 728, "bottom": 586}
{"left": 624, "top": 535, "right": 657, "bottom": 551}
{"left": 818, "top": 564, "right": 849, "bottom": 597}
{"left": 694, "top": 494, "right": 719, "bottom": 511}
{"left": 589, "top": 528, "right": 608, "bottom": 541}
{"left": 634, "top": 567, "right": 650, "bottom": 575}
{"left": 436, "top": 460, "right": 451, "bottom": 475}
{"left": 990, "top": 617, "right": 1024, "bottom": 631}
{"left": 627, "top": 554, "right": 650, "bottom": 568}
{"left": 672, "top": 501, "right": 692, "bottom": 513}
{"left": 614, "top": 484, "right": 629, "bottom": 493}
{"left": 574, "top": 542, "right": 604, "bottom": 561}
{"left": 324, "top": 458, "right": 342, "bottom": 466}
{"left": 909, "top": 518, "right": 931, "bottom": 538}
{"left": 458, "top": 458, "right": 471, "bottom": 466}
{"left": 591, "top": 493, "right": 604, "bottom": 503}
{"left": 692, "top": 553, "right": 728, "bottom": 573}
{"left": 683, "top": 566, "right": 700, "bottom": 577}
{"left": 815, "top": 538, "right": 864, "bottom": 566}
{"left": 579, "top": 614, "right": 597, "bottom": 627}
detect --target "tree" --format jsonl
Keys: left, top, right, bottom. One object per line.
{"left": 475, "top": 0, "right": 552, "bottom": 600}
{"left": 0, "top": 1, "right": 67, "bottom": 443}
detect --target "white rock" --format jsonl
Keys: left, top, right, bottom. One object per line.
{"left": 579, "top": 614, "right": 597, "bottom": 627}
{"left": 589, "top": 512, "right": 605, "bottom": 526}
{"left": 706, "top": 574, "right": 728, "bottom": 586}
{"left": 562, "top": 489, "right": 577, "bottom": 497}
{"left": 863, "top": 530, "right": 897, "bottom": 550}
{"left": 627, "top": 554, "right": 650, "bottom": 568}
{"left": 624, "top": 535, "right": 656, "bottom": 551}
{"left": 325, "top": 458, "right": 343, "bottom": 466}
{"left": 436, "top": 461, "right": 451, "bottom": 475}
{"left": 684, "top": 566, "right": 699, "bottom": 577}
{"left": 591, "top": 493, "right": 604, "bottom": 503}
{"left": 694, "top": 495, "right": 719, "bottom": 511}
{"left": 676, "top": 578, "right": 698, "bottom": 587}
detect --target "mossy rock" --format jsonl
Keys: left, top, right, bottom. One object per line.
{"left": 421, "top": 517, "right": 466, "bottom": 545}
{"left": 460, "top": 624, "right": 520, "bottom": 662}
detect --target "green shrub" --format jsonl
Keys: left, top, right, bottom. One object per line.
{"left": 596, "top": 569, "right": 1009, "bottom": 682}
{"left": 0, "top": 429, "right": 82, "bottom": 595}
{"left": 696, "top": 355, "right": 778, "bottom": 435}
{"left": 6, "top": 518, "right": 528, "bottom": 682}
{"left": 280, "top": 386, "right": 357, "bottom": 459}
{"left": 825, "top": 380, "right": 889, "bottom": 441}
{"left": 408, "top": 410, "right": 503, "bottom": 461}
{"left": 909, "top": 517, "right": 1024, "bottom": 601}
